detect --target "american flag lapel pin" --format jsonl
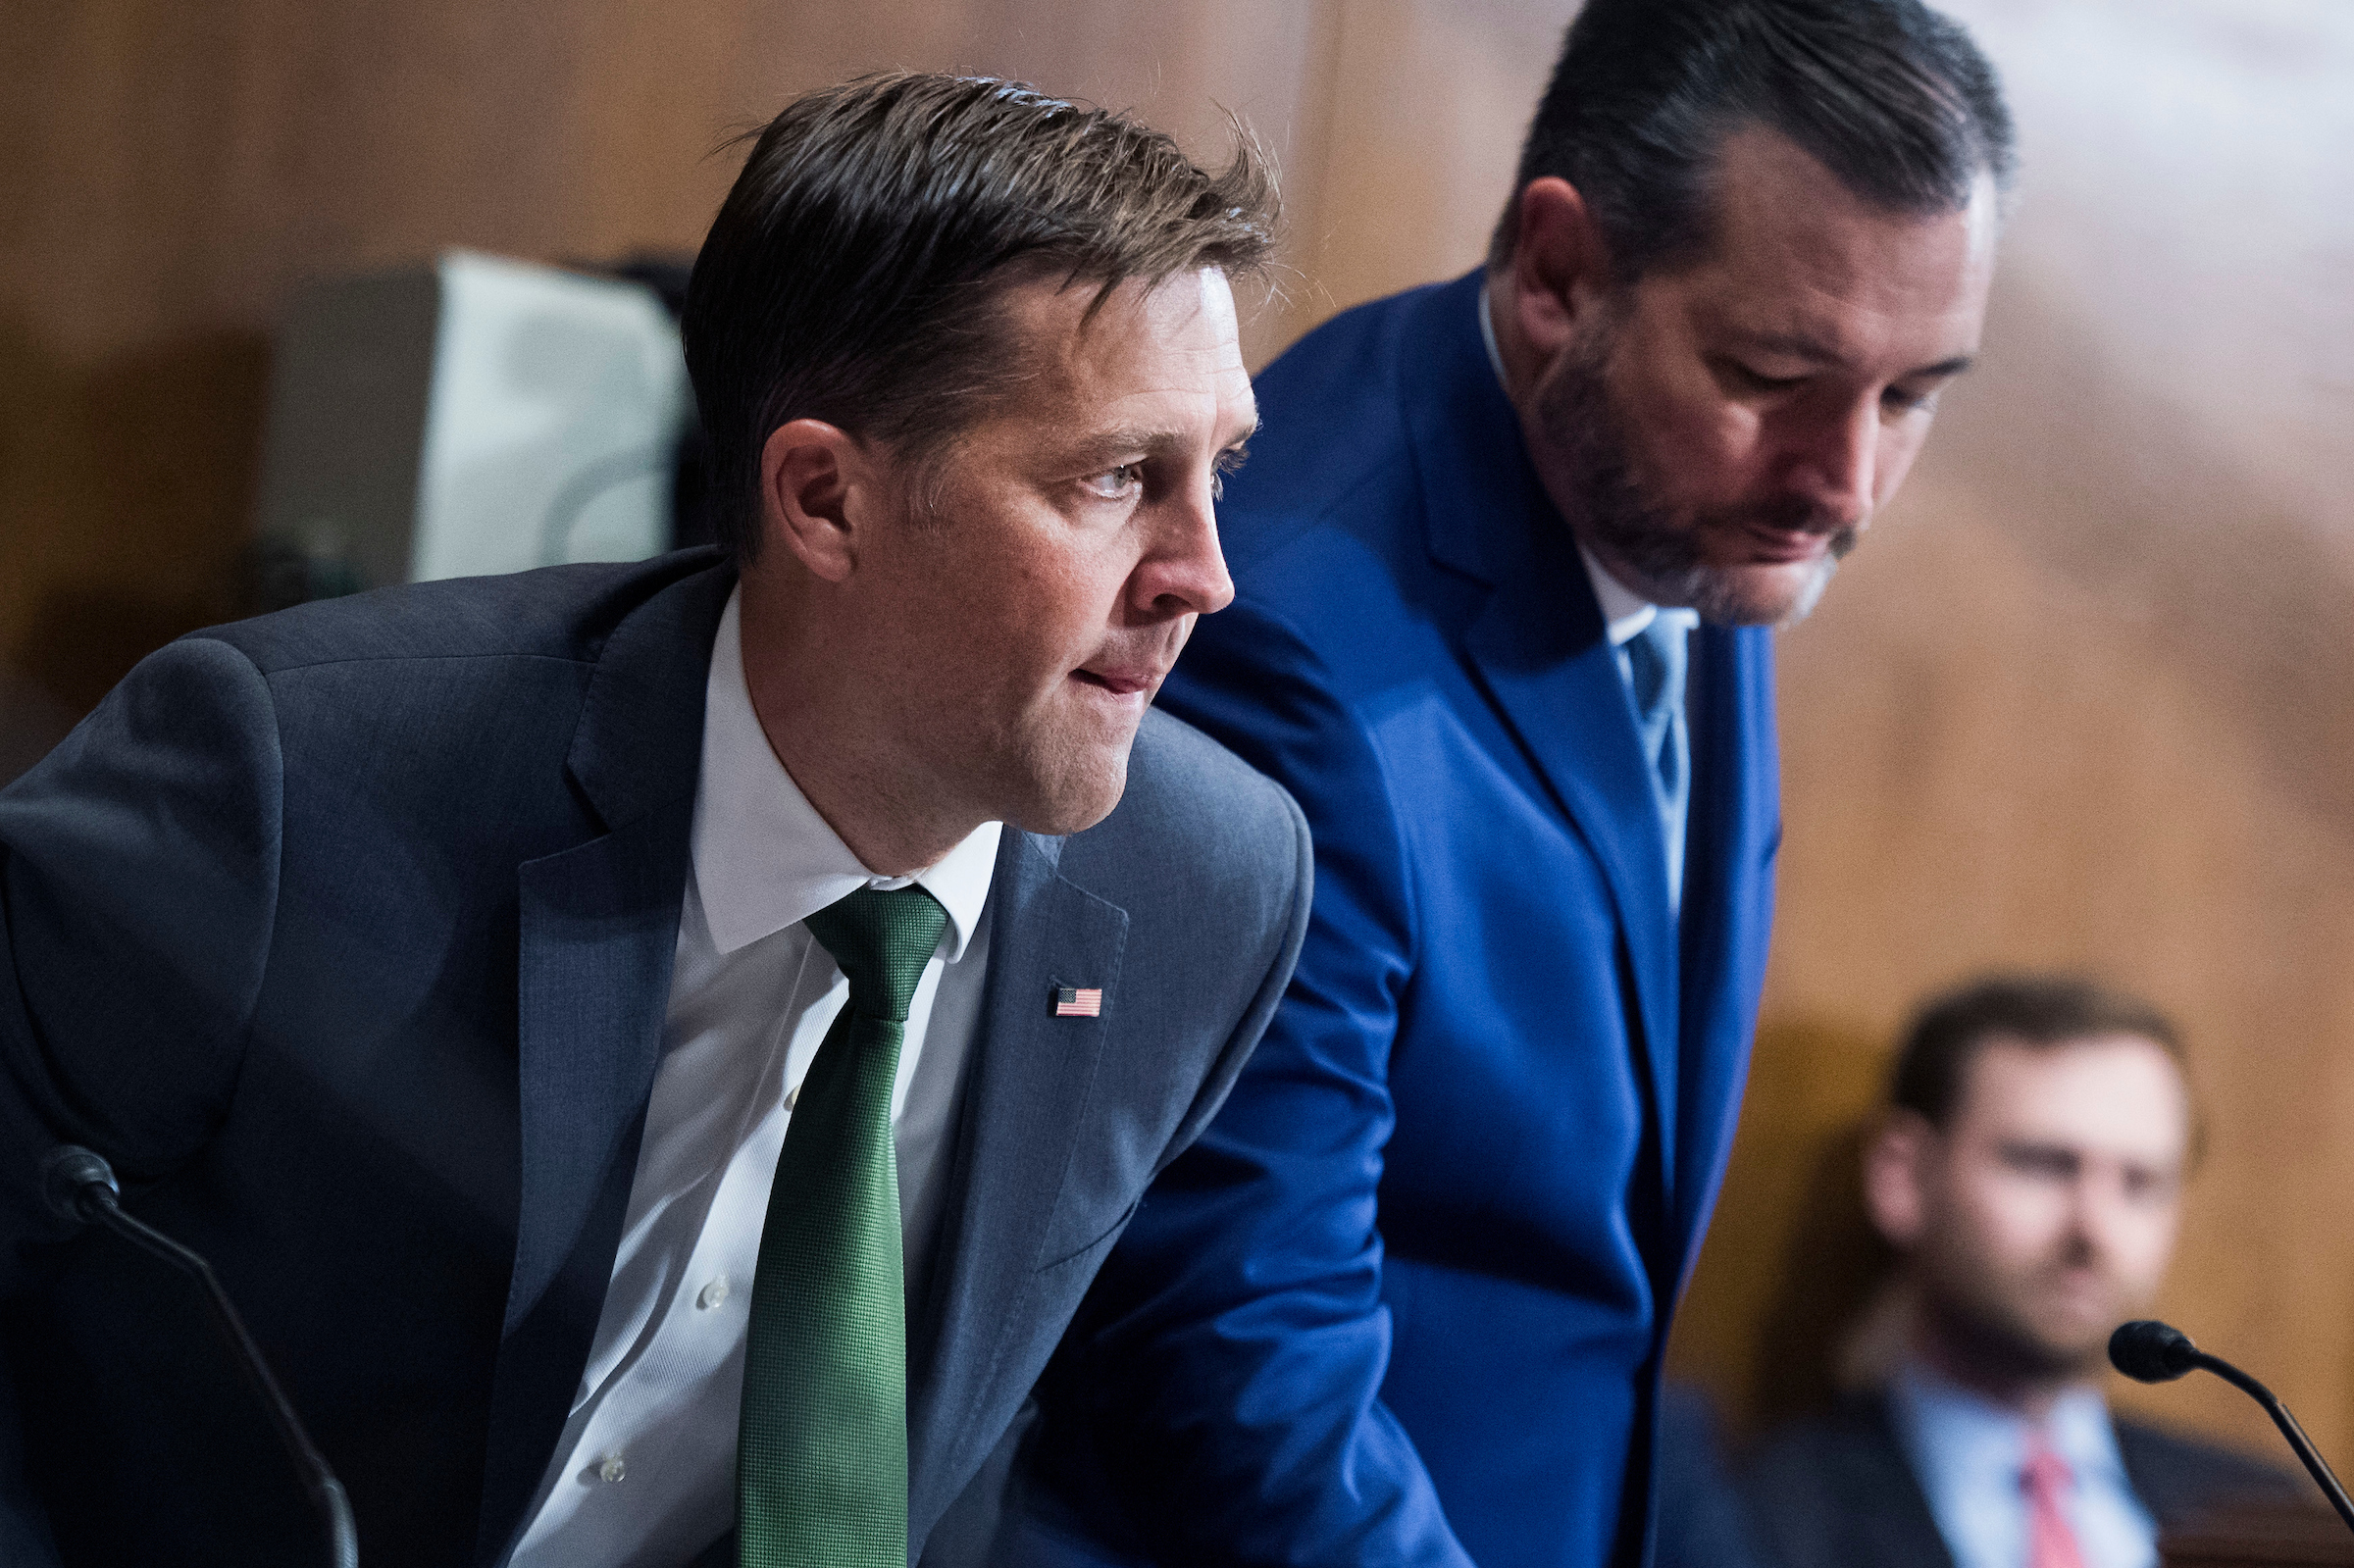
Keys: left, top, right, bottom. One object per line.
{"left": 1052, "top": 984, "right": 1103, "bottom": 1019}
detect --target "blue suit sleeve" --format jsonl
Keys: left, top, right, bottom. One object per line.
{"left": 1035, "top": 598, "right": 1474, "bottom": 1566}
{"left": 0, "top": 637, "right": 282, "bottom": 1560}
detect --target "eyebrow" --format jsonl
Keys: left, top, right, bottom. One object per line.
{"left": 1734, "top": 329, "right": 1978, "bottom": 383}
{"left": 1064, "top": 419, "right": 1260, "bottom": 468}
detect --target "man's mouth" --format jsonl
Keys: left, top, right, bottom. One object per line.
{"left": 1708, "top": 494, "right": 1864, "bottom": 569}
{"left": 1072, "top": 666, "right": 1160, "bottom": 698}
{"left": 1738, "top": 519, "right": 1838, "bottom": 565}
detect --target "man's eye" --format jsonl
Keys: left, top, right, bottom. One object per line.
{"left": 1882, "top": 384, "right": 1938, "bottom": 416}
{"left": 1083, "top": 464, "right": 1144, "bottom": 499}
{"left": 2002, "top": 1147, "right": 2077, "bottom": 1180}
{"left": 1211, "top": 445, "right": 1249, "bottom": 502}
{"left": 1725, "top": 361, "right": 1806, "bottom": 395}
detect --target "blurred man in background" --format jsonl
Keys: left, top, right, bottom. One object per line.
{"left": 1006, "top": 1, "right": 2012, "bottom": 1565}
{"left": 1745, "top": 976, "right": 2294, "bottom": 1568}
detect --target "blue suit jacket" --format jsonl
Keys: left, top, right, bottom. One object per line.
{"left": 1012, "top": 274, "right": 1780, "bottom": 1568}
{"left": 0, "top": 552, "right": 1309, "bottom": 1567}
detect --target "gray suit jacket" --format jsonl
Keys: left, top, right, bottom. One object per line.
{"left": 0, "top": 550, "right": 1310, "bottom": 1567}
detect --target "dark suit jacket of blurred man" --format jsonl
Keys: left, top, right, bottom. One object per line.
{"left": 0, "top": 551, "right": 1309, "bottom": 1567}
{"left": 1743, "top": 1391, "right": 2301, "bottom": 1568}
{"left": 1007, "top": 270, "right": 1781, "bottom": 1567}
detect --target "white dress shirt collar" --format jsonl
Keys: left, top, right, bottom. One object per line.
{"left": 1581, "top": 547, "right": 1690, "bottom": 649}
{"left": 691, "top": 587, "right": 1000, "bottom": 961}
{"left": 1474, "top": 282, "right": 1694, "bottom": 652}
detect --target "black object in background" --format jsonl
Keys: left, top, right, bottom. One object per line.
{"left": 38, "top": 1145, "right": 359, "bottom": 1568}
{"left": 2111, "top": 1319, "right": 2354, "bottom": 1537}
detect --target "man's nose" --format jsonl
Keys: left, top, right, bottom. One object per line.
{"left": 2071, "top": 1172, "right": 2133, "bottom": 1253}
{"left": 1138, "top": 482, "right": 1236, "bottom": 619}
{"left": 1787, "top": 397, "right": 1879, "bottom": 530}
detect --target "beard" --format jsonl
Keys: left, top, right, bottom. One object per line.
{"left": 1532, "top": 320, "right": 1861, "bottom": 628}
{"left": 1915, "top": 1219, "right": 2137, "bottom": 1391}
{"left": 1918, "top": 1265, "right": 2116, "bottom": 1389}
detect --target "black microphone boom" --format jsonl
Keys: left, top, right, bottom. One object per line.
{"left": 38, "top": 1144, "right": 359, "bottom": 1568}
{"left": 2110, "top": 1318, "right": 2354, "bottom": 1539}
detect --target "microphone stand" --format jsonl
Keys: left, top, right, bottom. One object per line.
{"left": 2112, "top": 1318, "right": 2354, "bottom": 1539}
{"left": 40, "top": 1146, "right": 359, "bottom": 1568}
{"left": 2181, "top": 1348, "right": 2354, "bottom": 1537}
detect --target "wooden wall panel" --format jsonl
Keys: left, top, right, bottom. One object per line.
{"left": 4, "top": 0, "right": 2350, "bottom": 1474}
{"left": 0, "top": 0, "right": 1340, "bottom": 725}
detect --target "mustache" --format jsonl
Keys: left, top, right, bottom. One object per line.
{"left": 1705, "top": 493, "right": 1866, "bottom": 553}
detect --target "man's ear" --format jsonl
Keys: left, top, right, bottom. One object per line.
{"left": 755, "top": 419, "right": 876, "bottom": 584}
{"left": 1508, "top": 177, "right": 1612, "bottom": 361}
{"left": 1863, "top": 1108, "right": 1936, "bottom": 1251}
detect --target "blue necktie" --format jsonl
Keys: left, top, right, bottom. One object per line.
{"left": 1622, "top": 615, "right": 1690, "bottom": 914}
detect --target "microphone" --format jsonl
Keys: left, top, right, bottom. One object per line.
{"left": 39, "top": 1144, "right": 359, "bottom": 1568}
{"left": 2110, "top": 1319, "right": 2354, "bottom": 1538}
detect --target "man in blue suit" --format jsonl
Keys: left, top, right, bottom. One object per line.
{"left": 0, "top": 76, "right": 1307, "bottom": 1567}
{"left": 1007, "top": 3, "right": 2014, "bottom": 1564}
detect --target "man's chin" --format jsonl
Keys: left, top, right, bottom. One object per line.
{"left": 1008, "top": 753, "right": 1132, "bottom": 838}
{"left": 1927, "top": 1290, "right": 2107, "bottom": 1387}
{"left": 1675, "top": 556, "right": 1840, "bottom": 628}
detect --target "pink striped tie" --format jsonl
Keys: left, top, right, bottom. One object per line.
{"left": 2021, "top": 1431, "right": 2087, "bottom": 1568}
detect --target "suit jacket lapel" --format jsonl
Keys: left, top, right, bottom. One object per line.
{"left": 1459, "top": 534, "right": 1682, "bottom": 1180}
{"left": 1407, "top": 276, "right": 1683, "bottom": 1179}
{"left": 475, "top": 560, "right": 735, "bottom": 1566}
{"left": 1861, "top": 1392, "right": 1962, "bottom": 1568}
{"left": 904, "top": 828, "right": 1129, "bottom": 1543}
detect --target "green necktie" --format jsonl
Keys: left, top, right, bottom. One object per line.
{"left": 739, "top": 885, "right": 947, "bottom": 1568}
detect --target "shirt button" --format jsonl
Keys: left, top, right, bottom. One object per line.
{"left": 697, "top": 1276, "right": 732, "bottom": 1310}
{"left": 785, "top": 1084, "right": 800, "bottom": 1111}
{"left": 598, "top": 1454, "right": 627, "bottom": 1484}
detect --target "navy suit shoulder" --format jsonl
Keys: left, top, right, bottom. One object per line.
{"left": 1741, "top": 1393, "right": 2304, "bottom": 1568}
{"left": 199, "top": 550, "right": 723, "bottom": 672}
{"left": 1653, "top": 1384, "right": 1770, "bottom": 1568}
{"left": 0, "top": 551, "right": 729, "bottom": 1567}
{"left": 1744, "top": 1394, "right": 1953, "bottom": 1568}
{"left": 2114, "top": 1415, "right": 2303, "bottom": 1525}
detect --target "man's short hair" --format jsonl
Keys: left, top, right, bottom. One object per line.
{"left": 1490, "top": 0, "right": 2015, "bottom": 278}
{"left": 683, "top": 72, "right": 1279, "bottom": 563}
{"left": 1889, "top": 974, "right": 2189, "bottom": 1132}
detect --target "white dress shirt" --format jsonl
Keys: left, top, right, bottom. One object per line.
{"left": 511, "top": 587, "right": 1002, "bottom": 1568}
{"left": 1889, "top": 1360, "right": 2158, "bottom": 1568}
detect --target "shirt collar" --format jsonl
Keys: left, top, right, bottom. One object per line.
{"left": 1891, "top": 1357, "right": 2130, "bottom": 1492}
{"left": 1475, "top": 281, "right": 1692, "bottom": 652}
{"left": 691, "top": 586, "right": 1000, "bottom": 961}
{"left": 1583, "top": 547, "right": 1691, "bottom": 649}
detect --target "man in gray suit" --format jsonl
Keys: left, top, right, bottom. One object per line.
{"left": 0, "top": 73, "right": 1305, "bottom": 1567}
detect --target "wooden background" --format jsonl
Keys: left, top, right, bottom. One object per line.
{"left": 5, "top": 0, "right": 2351, "bottom": 1463}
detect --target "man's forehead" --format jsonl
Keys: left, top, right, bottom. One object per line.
{"left": 1664, "top": 126, "right": 1999, "bottom": 355}
{"left": 1002, "top": 267, "right": 1242, "bottom": 368}
{"left": 988, "top": 267, "right": 1254, "bottom": 441}
{"left": 1957, "top": 1034, "right": 2190, "bottom": 1151}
